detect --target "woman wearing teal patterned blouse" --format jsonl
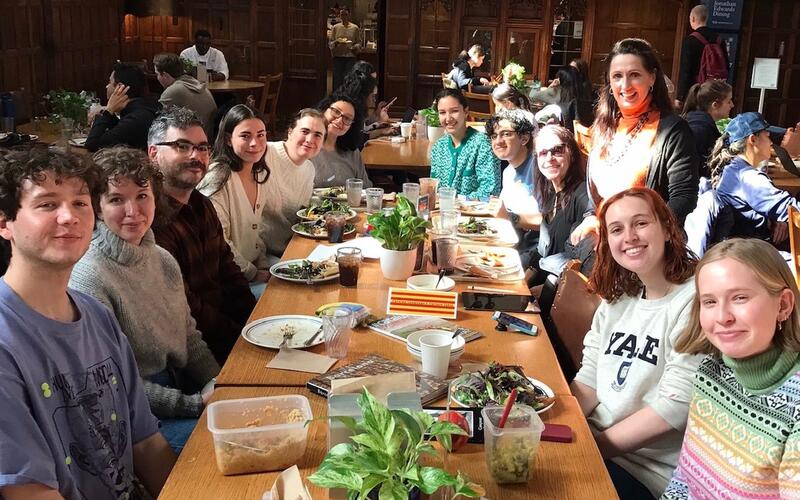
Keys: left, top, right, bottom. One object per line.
{"left": 429, "top": 88, "right": 500, "bottom": 199}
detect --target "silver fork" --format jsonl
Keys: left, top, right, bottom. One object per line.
{"left": 278, "top": 329, "right": 295, "bottom": 349}
{"left": 304, "top": 325, "right": 324, "bottom": 346}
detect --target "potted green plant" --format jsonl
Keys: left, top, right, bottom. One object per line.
{"left": 309, "top": 388, "right": 484, "bottom": 500}
{"left": 367, "top": 196, "right": 430, "bottom": 280}
{"left": 419, "top": 104, "right": 445, "bottom": 144}
{"left": 501, "top": 62, "right": 528, "bottom": 93}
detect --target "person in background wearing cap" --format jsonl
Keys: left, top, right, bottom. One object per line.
{"left": 709, "top": 112, "right": 799, "bottom": 248}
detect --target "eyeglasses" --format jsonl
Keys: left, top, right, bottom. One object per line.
{"left": 155, "top": 140, "right": 212, "bottom": 155}
{"left": 536, "top": 144, "right": 566, "bottom": 158}
{"left": 489, "top": 130, "right": 517, "bottom": 141}
{"left": 328, "top": 106, "right": 354, "bottom": 126}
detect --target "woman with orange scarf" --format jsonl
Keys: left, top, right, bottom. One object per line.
{"left": 571, "top": 38, "right": 699, "bottom": 246}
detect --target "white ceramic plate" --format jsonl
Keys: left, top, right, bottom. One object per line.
{"left": 291, "top": 222, "right": 356, "bottom": 240}
{"left": 296, "top": 208, "right": 358, "bottom": 222}
{"left": 406, "top": 329, "right": 466, "bottom": 352}
{"left": 458, "top": 200, "right": 492, "bottom": 216}
{"left": 456, "top": 217, "right": 501, "bottom": 239}
{"left": 69, "top": 137, "right": 87, "bottom": 147}
{"left": 406, "top": 274, "right": 456, "bottom": 291}
{"left": 313, "top": 187, "right": 365, "bottom": 202}
{"left": 450, "top": 375, "right": 555, "bottom": 414}
{"left": 269, "top": 259, "right": 339, "bottom": 284}
{"left": 455, "top": 252, "right": 518, "bottom": 273}
{"left": 241, "top": 315, "right": 324, "bottom": 349}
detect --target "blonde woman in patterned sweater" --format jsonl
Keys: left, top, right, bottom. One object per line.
{"left": 429, "top": 88, "right": 500, "bottom": 199}
{"left": 664, "top": 238, "right": 800, "bottom": 499}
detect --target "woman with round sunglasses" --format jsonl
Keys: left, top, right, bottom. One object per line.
{"left": 312, "top": 93, "right": 372, "bottom": 188}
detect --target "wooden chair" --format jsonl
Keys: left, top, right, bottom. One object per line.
{"left": 468, "top": 110, "right": 492, "bottom": 122}
{"left": 463, "top": 89, "right": 495, "bottom": 116}
{"left": 258, "top": 73, "right": 283, "bottom": 132}
{"left": 545, "top": 260, "right": 601, "bottom": 382}
{"left": 788, "top": 206, "right": 800, "bottom": 287}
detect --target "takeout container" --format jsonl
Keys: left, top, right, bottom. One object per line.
{"left": 405, "top": 329, "right": 464, "bottom": 364}
{"left": 482, "top": 403, "right": 544, "bottom": 484}
{"left": 207, "top": 395, "right": 312, "bottom": 475}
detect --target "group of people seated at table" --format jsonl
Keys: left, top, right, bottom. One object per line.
{"left": 3, "top": 33, "right": 800, "bottom": 500}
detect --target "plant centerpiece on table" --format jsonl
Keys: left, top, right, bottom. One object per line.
{"left": 419, "top": 103, "right": 445, "bottom": 144}
{"left": 501, "top": 62, "right": 527, "bottom": 92}
{"left": 309, "top": 388, "right": 484, "bottom": 500}
{"left": 367, "top": 195, "right": 430, "bottom": 280}
{"left": 45, "top": 89, "right": 94, "bottom": 126}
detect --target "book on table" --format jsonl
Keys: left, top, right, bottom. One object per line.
{"left": 367, "top": 315, "right": 483, "bottom": 343}
{"left": 306, "top": 354, "right": 449, "bottom": 405}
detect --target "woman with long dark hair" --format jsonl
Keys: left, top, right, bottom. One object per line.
{"left": 571, "top": 38, "right": 699, "bottom": 246}
{"left": 681, "top": 79, "right": 733, "bottom": 176}
{"left": 572, "top": 187, "right": 702, "bottom": 499}
{"left": 198, "top": 104, "right": 271, "bottom": 294}
{"left": 491, "top": 83, "right": 537, "bottom": 128}
{"left": 312, "top": 93, "right": 372, "bottom": 188}
{"left": 531, "top": 65, "right": 593, "bottom": 131}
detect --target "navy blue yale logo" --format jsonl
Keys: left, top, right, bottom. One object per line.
{"left": 604, "top": 332, "right": 659, "bottom": 391}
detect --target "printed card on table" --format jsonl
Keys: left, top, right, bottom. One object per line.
{"left": 386, "top": 287, "right": 458, "bottom": 319}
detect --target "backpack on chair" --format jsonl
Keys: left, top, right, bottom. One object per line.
{"left": 691, "top": 31, "right": 728, "bottom": 83}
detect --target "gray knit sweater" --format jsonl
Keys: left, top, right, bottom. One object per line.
{"left": 69, "top": 222, "right": 220, "bottom": 418}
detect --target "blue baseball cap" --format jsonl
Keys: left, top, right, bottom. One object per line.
{"left": 725, "top": 112, "right": 786, "bottom": 144}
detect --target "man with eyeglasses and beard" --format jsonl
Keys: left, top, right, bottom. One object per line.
{"left": 147, "top": 107, "right": 256, "bottom": 363}
{"left": 488, "top": 109, "right": 541, "bottom": 273}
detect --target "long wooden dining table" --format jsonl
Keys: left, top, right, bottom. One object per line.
{"left": 160, "top": 220, "right": 618, "bottom": 499}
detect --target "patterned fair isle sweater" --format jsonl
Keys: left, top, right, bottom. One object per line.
{"left": 662, "top": 348, "right": 800, "bottom": 499}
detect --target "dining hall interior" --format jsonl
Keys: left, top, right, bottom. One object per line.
{"left": 2, "top": 0, "right": 800, "bottom": 499}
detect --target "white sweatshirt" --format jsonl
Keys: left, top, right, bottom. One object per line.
{"left": 573, "top": 279, "right": 703, "bottom": 498}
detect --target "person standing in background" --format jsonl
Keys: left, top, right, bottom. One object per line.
{"left": 676, "top": 4, "right": 728, "bottom": 108}
{"left": 180, "top": 29, "right": 229, "bottom": 81}
{"left": 328, "top": 7, "right": 361, "bottom": 91}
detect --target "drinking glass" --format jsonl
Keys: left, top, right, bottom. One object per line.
{"left": 419, "top": 178, "right": 439, "bottom": 201}
{"left": 321, "top": 308, "right": 353, "bottom": 359}
{"left": 336, "top": 247, "right": 362, "bottom": 287}
{"left": 402, "top": 182, "right": 420, "bottom": 206}
{"left": 345, "top": 178, "right": 363, "bottom": 207}
{"left": 435, "top": 237, "right": 459, "bottom": 274}
{"left": 438, "top": 187, "right": 457, "bottom": 211}
{"left": 324, "top": 211, "right": 348, "bottom": 243}
{"left": 365, "top": 187, "right": 384, "bottom": 212}
{"left": 432, "top": 209, "right": 460, "bottom": 236}
{"left": 60, "top": 117, "right": 74, "bottom": 144}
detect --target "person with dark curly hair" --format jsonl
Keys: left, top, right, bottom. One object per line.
{"left": 0, "top": 147, "right": 176, "bottom": 498}
{"left": 70, "top": 146, "right": 220, "bottom": 453}
{"left": 312, "top": 93, "right": 372, "bottom": 188}
{"left": 571, "top": 187, "right": 702, "bottom": 500}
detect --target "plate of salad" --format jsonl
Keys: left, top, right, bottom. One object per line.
{"left": 296, "top": 199, "right": 358, "bottom": 222}
{"left": 269, "top": 259, "right": 339, "bottom": 284}
{"left": 450, "top": 362, "right": 555, "bottom": 413}
{"left": 457, "top": 217, "right": 500, "bottom": 239}
{"left": 291, "top": 219, "right": 356, "bottom": 239}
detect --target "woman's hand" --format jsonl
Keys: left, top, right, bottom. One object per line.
{"left": 253, "top": 269, "right": 270, "bottom": 284}
{"left": 105, "top": 84, "right": 130, "bottom": 115}
{"left": 479, "top": 77, "right": 490, "bottom": 85}
{"left": 548, "top": 78, "right": 560, "bottom": 88}
{"left": 782, "top": 123, "right": 800, "bottom": 158}
{"left": 570, "top": 215, "right": 599, "bottom": 245}
{"left": 772, "top": 221, "right": 789, "bottom": 245}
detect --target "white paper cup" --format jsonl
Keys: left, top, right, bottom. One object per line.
{"left": 419, "top": 333, "right": 453, "bottom": 379}
{"left": 400, "top": 122, "right": 412, "bottom": 138}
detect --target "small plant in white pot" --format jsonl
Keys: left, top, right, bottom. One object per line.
{"left": 419, "top": 104, "right": 445, "bottom": 144}
{"left": 367, "top": 196, "right": 430, "bottom": 281}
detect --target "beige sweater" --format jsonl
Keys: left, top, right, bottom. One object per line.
{"left": 261, "top": 141, "right": 315, "bottom": 262}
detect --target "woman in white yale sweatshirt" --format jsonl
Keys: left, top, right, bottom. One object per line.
{"left": 571, "top": 187, "right": 703, "bottom": 499}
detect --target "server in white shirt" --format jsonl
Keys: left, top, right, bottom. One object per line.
{"left": 180, "top": 29, "right": 229, "bottom": 81}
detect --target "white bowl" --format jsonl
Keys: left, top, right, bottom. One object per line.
{"left": 406, "top": 274, "right": 456, "bottom": 291}
{"left": 407, "top": 343, "right": 463, "bottom": 364}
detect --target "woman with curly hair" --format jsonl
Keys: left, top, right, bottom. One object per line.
{"left": 571, "top": 187, "right": 703, "bottom": 499}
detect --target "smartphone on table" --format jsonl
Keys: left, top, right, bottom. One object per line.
{"left": 461, "top": 292, "right": 530, "bottom": 312}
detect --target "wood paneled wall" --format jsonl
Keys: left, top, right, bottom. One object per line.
{"left": 1, "top": 0, "right": 121, "bottom": 111}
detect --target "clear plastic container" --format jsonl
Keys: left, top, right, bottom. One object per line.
{"left": 207, "top": 395, "right": 312, "bottom": 475}
{"left": 481, "top": 403, "right": 544, "bottom": 484}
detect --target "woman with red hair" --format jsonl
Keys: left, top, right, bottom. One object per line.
{"left": 571, "top": 187, "right": 703, "bottom": 499}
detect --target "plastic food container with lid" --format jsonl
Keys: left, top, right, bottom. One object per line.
{"left": 207, "top": 395, "right": 313, "bottom": 475}
{"left": 481, "top": 403, "right": 544, "bottom": 484}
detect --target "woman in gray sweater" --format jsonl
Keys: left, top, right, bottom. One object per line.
{"left": 70, "top": 146, "right": 220, "bottom": 453}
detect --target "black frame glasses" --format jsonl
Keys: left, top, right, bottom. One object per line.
{"left": 155, "top": 140, "right": 212, "bottom": 155}
{"left": 536, "top": 144, "right": 566, "bottom": 159}
{"left": 328, "top": 106, "right": 354, "bottom": 126}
